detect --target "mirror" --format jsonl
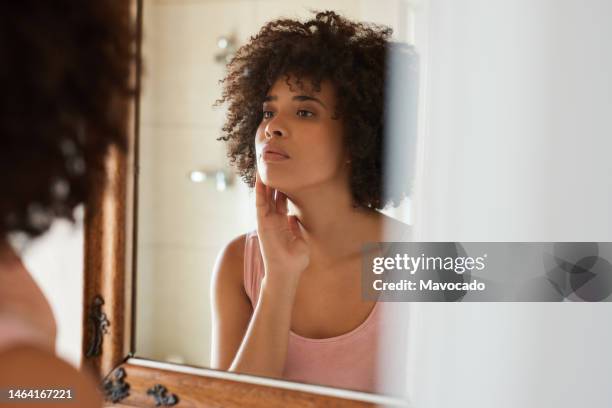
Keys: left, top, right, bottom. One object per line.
{"left": 134, "top": 0, "right": 415, "bottom": 397}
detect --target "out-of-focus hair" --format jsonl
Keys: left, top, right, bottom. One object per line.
{"left": 0, "top": 1, "right": 136, "bottom": 237}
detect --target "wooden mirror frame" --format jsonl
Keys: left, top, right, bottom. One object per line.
{"left": 78, "top": 1, "right": 406, "bottom": 406}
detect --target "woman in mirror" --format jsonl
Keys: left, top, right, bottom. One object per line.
{"left": 211, "top": 11, "right": 410, "bottom": 393}
{"left": 0, "top": 2, "right": 134, "bottom": 405}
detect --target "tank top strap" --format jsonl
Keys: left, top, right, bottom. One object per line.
{"left": 243, "top": 229, "right": 265, "bottom": 308}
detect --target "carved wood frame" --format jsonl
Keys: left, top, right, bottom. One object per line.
{"left": 80, "top": 1, "right": 405, "bottom": 406}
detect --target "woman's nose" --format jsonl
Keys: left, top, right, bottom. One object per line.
{"left": 265, "top": 128, "right": 283, "bottom": 138}
{"left": 264, "top": 116, "right": 287, "bottom": 139}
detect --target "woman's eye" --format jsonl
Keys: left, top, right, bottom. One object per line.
{"left": 297, "top": 110, "right": 314, "bottom": 118}
{"left": 262, "top": 111, "right": 274, "bottom": 119}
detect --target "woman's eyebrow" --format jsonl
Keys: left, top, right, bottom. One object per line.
{"left": 263, "top": 94, "right": 327, "bottom": 109}
{"left": 293, "top": 95, "right": 327, "bottom": 108}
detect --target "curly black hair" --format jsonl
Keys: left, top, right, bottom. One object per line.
{"left": 0, "top": 1, "right": 136, "bottom": 238}
{"left": 217, "top": 10, "right": 405, "bottom": 210}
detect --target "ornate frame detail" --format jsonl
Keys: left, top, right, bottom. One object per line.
{"left": 103, "top": 368, "right": 130, "bottom": 404}
{"left": 85, "top": 295, "right": 110, "bottom": 358}
{"left": 146, "top": 384, "right": 179, "bottom": 406}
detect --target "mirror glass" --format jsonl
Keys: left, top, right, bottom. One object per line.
{"left": 135, "top": 0, "right": 415, "bottom": 395}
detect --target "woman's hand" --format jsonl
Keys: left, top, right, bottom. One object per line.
{"left": 255, "top": 171, "right": 310, "bottom": 287}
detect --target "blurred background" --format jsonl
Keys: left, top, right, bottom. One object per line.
{"left": 392, "top": 1, "right": 612, "bottom": 407}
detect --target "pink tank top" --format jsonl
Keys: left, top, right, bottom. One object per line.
{"left": 243, "top": 230, "right": 382, "bottom": 393}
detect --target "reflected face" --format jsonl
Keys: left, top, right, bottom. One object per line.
{"left": 255, "top": 76, "right": 348, "bottom": 193}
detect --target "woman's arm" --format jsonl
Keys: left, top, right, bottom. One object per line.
{"left": 228, "top": 271, "right": 300, "bottom": 378}
{"left": 209, "top": 234, "right": 252, "bottom": 371}
{"left": 209, "top": 235, "right": 300, "bottom": 378}
{"left": 210, "top": 173, "right": 309, "bottom": 378}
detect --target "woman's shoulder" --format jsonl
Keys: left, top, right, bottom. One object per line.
{"left": 220, "top": 229, "right": 259, "bottom": 253}
{"left": 211, "top": 231, "right": 262, "bottom": 306}
{"left": 216, "top": 232, "right": 249, "bottom": 267}
{"left": 211, "top": 233, "right": 249, "bottom": 299}
{"left": 0, "top": 345, "right": 103, "bottom": 407}
{"left": 212, "top": 231, "right": 258, "bottom": 283}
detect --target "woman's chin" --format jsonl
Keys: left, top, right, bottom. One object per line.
{"left": 261, "top": 178, "right": 288, "bottom": 191}
{"left": 259, "top": 171, "right": 290, "bottom": 190}
{"left": 261, "top": 177, "right": 296, "bottom": 195}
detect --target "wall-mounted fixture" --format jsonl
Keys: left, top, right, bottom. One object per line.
{"left": 214, "top": 34, "right": 238, "bottom": 65}
{"left": 188, "top": 169, "right": 234, "bottom": 191}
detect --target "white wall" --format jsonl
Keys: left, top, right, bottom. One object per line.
{"left": 396, "top": 1, "right": 612, "bottom": 407}
{"left": 413, "top": 0, "right": 612, "bottom": 242}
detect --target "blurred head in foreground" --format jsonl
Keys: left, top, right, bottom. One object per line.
{"left": 0, "top": 3, "right": 136, "bottom": 404}
{"left": 0, "top": 1, "right": 135, "bottom": 241}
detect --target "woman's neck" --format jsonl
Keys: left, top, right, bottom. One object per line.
{"left": 285, "top": 181, "right": 382, "bottom": 261}
{"left": 0, "top": 236, "right": 14, "bottom": 265}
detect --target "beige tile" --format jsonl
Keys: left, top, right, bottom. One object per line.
{"left": 252, "top": 0, "right": 362, "bottom": 28}
{"left": 140, "top": 0, "right": 255, "bottom": 127}
{"left": 135, "top": 244, "right": 225, "bottom": 367}
{"left": 136, "top": 124, "right": 256, "bottom": 248}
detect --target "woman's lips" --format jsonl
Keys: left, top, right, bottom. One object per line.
{"left": 262, "top": 151, "right": 290, "bottom": 161}
{"left": 261, "top": 144, "right": 290, "bottom": 161}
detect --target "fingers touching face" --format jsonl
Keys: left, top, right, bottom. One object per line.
{"left": 255, "top": 170, "right": 289, "bottom": 216}
{"left": 275, "top": 191, "right": 288, "bottom": 214}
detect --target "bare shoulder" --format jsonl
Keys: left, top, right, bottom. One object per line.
{"left": 218, "top": 233, "right": 248, "bottom": 266}
{"left": 0, "top": 345, "right": 103, "bottom": 407}
{"left": 211, "top": 233, "right": 249, "bottom": 290}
